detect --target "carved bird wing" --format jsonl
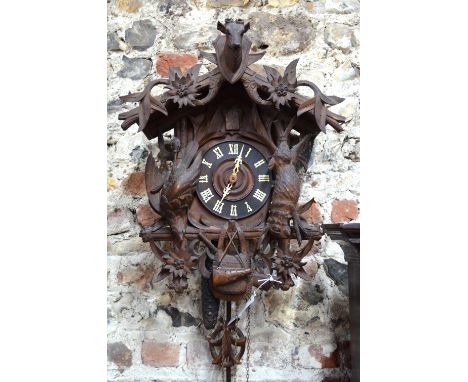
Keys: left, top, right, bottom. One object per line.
{"left": 145, "top": 151, "right": 165, "bottom": 214}
{"left": 297, "top": 198, "right": 315, "bottom": 215}
{"left": 161, "top": 141, "right": 202, "bottom": 209}
{"left": 291, "top": 133, "right": 312, "bottom": 169}
{"left": 172, "top": 141, "right": 202, "bottom": 195}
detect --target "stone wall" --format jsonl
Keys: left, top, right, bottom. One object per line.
{"left": 107, "top": 0, "right": 359, "bottom": 381}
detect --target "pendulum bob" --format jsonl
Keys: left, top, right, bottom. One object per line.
{"left": 211, "top": 253, "right": 252, "bottom": 301}
{"left": 200, "top": 255, "right": 220, "bottom": 329}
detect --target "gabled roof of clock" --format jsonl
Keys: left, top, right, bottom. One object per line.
{"left": 118, "top": 19, "right": 347, "bottom": 142}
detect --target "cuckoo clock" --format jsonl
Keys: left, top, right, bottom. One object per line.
{"left": 118, "top": 19, "right": 347, "bottom": 381}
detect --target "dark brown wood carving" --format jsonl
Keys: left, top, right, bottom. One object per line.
{"left": 118, "top": 18, "right": 347, "bottom": 382}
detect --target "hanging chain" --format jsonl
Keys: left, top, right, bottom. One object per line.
{"left": 245, "top": 305, "right": 251, "bottom": 382}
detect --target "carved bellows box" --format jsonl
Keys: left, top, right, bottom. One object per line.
{"left": 118, "top": 19, "right": 346, "bottom": 381}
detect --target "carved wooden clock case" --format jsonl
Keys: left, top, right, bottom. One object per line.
{"left": 118, "top": 19, "right": 346, "bottom": 381}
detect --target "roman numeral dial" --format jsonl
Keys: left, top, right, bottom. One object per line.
{"left": 196, "top": 141, "right": 272, "bottom": 220}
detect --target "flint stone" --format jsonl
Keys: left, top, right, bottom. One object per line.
{"left": 125, "top": 19, "right": 157, "bottom": 51}
{"left": 268, "top": 0, "right": 299, "bottom": 6}
{"left": 248, "top": 12, "right": 315, "bottom": 56}
{"left": 107, "top": 207, "right": 134, "bottom": 236}
{"left": 130, "top": 145, "right": 148, "bottom": 162}
{"left": 207, "top": 0, "right": 249, "bottom": 7}
{"left": 107, "top": 236, "right": 150, "bottom": 256}
{"left": 107, "top": 32, "right": 121, "bottom": 51}
{"left": 299, "top": 283, "right": 324, "bottom": 306}
{"left": 325, "top": 0, "right": 360, "bottom": 14}
{"left": 107, "top": 98, "right": 123, "bottom": 112}
{"left": 108, "top": 342, "right": 132, "bottom": 370}
{"left": 324, "top": 23, "right": 353, "bottom": 52}
{"left": 173, "top": 27, "right": 218, "bottom": 51}
{"left": 158, "top": 0, "right": 192, "bottom": 14}
{"left": 118, "top": 56, "right": 152, "bottom": 80}
{"left": 323, "top": 258, "right": 348, "bottom": 296}
{"left": 342, "top": 137, "right": 360, "bottom": 162}
{"left": 159, "top": 305, "right": 199, "bottom": 327}
{"left": 116, "top": 0, "right": 142, "bottom": 13}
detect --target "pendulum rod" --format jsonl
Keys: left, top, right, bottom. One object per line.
{"left": 226, "top": 301, "right": 231, "bottom": 382}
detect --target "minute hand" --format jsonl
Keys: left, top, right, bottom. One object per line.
{"left": 232, "top": 145, "right": 245, "bottom": 175}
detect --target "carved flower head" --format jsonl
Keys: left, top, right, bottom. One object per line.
{"left": 151, "top": 242, "right": 199, "bottom": 293}
{"left": 165, "top": 64, "right": 202, "bottom": 108}
{"left": 271, "top": 248, "right": 307, "bottom": 291}
{"left": 264, "top": 58, "right": 298, "bottom": 110}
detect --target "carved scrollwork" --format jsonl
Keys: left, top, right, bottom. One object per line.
{"left": 193, "top": 70, "right": 224, "bottom": 107}
{"left": 241, "top": 73, "right": 273, "bottom": 106}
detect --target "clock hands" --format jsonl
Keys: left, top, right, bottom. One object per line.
{"left": 219, "top": 182, "right": 233, "bottom": 203}
{"left": 230, "top": 144, "right": 244, "bottom": 183}
{"left": 220, "top": 145, "right": 245, "bottom": 204}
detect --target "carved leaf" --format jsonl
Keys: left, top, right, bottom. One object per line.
{"left": 314, "top": 97, "right": 326, "bottom": 132}
{"left": 120, "top": 90, "right": 144, "bottom": 103}
{"left": 138, "top": 93, "right": 152, "bottom": 131}
{"left": 149, "top": 240, "right": 167, "bottom": 262}
{"left": 145, "top": 152, "right": 164, "bottom": 214}
{"left": 169, "top": 67, "right": 182, "bottom": 82}
{"left": 188, "top": 64, "right": 202, "bottom": 83}
{"left": 263, "top": 65, "right": 281, "bottom": 85}
{"left": 297, "top": 269, "right": 312, "bottom": 281}
{"left": 200, "top": 51, "right": 218, "bottom": 64}
{"left": 297, "top": 97, "right": 315, "bottom": 117}
{"left": 320, "top": 94, "right": 345, "bottom": 106}
{"left": 284, "top": 58, "right": 299, "bottom": 86}
{"left": 247, "top": 52, "right": 266, "bottom": 66}
{"left": 153, "top": 269, "right": 171, "bottom": 283}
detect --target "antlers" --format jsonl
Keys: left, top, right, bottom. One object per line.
{"left": 217, "top": 18, "right": 250, "bottom": 35}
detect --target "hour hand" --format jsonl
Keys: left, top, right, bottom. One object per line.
{"left": 220, "top": 182, "right": 233, "bottom": 203}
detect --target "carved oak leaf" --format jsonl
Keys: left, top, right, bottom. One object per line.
{"left": 165, "top": 64, "right": 202, "bottom": 108}
{"left": 264, "top": 58, "right": 299, "bottom": 110}
{"left": 119, "top": 79, "right": 168, "bottom": 131}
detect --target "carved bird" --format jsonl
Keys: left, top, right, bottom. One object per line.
{"left": 145, "top": 139, "right": 202, "bottom": 243}
{"left": 265, "top": 116, "right": 312, "bottom": 245}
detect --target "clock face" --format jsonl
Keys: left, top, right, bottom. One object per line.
{"left": 196, "top": 141, "right": 272, "bottom": 220}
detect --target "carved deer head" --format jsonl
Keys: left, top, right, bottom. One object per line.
{"left": 217, "top": 18, "right": 250, "bottom": 50}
